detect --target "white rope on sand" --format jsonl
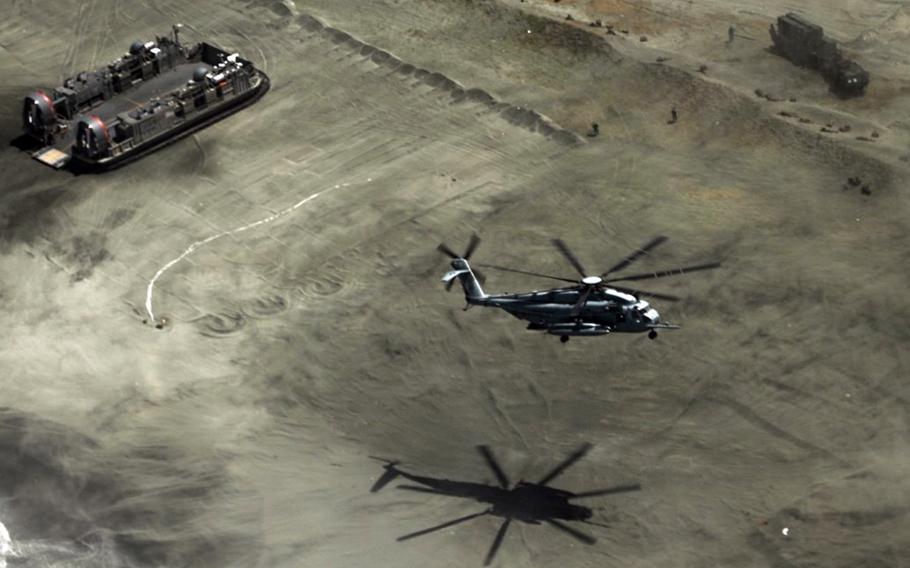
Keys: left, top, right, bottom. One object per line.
{"left": 145, "top": 182, "right": 354, "bottom": 323}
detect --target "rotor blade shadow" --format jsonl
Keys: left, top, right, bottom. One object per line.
{"left": 537, "top": 443, "right": 592, "bottom": 486}
{"left": 545, "top": 518, "right": 596, "bottom": 544}
{"left": 484, "top": 518, "right": 512, "bottom": 566}
{"left": 476, "top": 445, "right": 510, "bottom": 489}
{"left": 396, "top": 484, "right": 456, "bottom": 497}
{"left": 571, "top": 483, "right": 643, "bottom": 499}
{"left": 397, "top": 510, "right": 490, "bottom": 542}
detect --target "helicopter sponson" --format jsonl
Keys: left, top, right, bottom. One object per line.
{"left": 534, "top": 322, "right": 611, "bottom": 337}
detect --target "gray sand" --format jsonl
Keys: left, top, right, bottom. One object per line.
{"left": 0, "top": 1, "right": 908, "bottom": 566}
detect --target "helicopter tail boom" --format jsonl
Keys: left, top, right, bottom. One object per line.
{"left": 442, "top": 259, "right": 488, "bottom": 302}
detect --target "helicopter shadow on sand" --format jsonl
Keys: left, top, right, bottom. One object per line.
{"left": 370, "top": 443, "right": 641, "bottom": 566}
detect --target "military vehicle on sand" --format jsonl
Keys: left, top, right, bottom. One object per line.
{"left": 769, "top": 13, "right": 869, "bottom": 97}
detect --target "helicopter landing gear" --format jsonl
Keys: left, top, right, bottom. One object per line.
{"left": 648, "top": 329, "right": 658, "bottom": 340}
{"left": 560, "top": 335, "right": 570, "bottom": 344}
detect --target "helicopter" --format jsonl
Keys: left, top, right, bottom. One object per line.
{"left": 370, "top": 443, "right": 641, "bottom": 566}
{"left": 438, "top": 234, "right": 721, "bottom": 342}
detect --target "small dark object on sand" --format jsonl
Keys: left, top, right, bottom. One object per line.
{"left": 667, "top": 106, "right": 678, "bottom": 125}
{"left": 586, "top": 122, "right": 599, "bottom": 137}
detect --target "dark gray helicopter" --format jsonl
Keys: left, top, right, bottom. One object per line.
{"left": 370, "top": 444, "right": 641, "bottom": 566}
{"left": 438, "top": 234, "right": 721, "bottom": 342}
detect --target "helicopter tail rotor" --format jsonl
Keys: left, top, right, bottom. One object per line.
{"left": 369, "top": 456, "right": 402, "bottom": 493}
{"left": 439, "top": 234, "right": 488, "bottom": 298}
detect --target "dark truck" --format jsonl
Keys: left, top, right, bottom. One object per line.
{"left": 769, "top": 13, "right": 869, "bottom": 97}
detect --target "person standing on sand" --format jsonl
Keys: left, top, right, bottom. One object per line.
{"left": 668, "top": 106, "right": 678, "bottom": 124}
{"left": 728, "top": 25, "right": 736, "bottom": 44}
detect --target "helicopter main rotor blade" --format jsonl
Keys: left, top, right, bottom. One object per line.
{"left": 537, "top": 443, "right": 593, "bottom": 486}
{"left": 551, "top": 238, "right": 589, "bottom": 278}
{"left": 477, "top": 263, "right": 578, "bottom": 284}
{"left": 604, "top": 262, "right": 722, "bottom": 283}
{"left": 476, "top": 445, "right": 511, "bottom": 489}
{"left": 463, "top": 233, "right": 481, "bottom": 260}
{"left": 581, "top": 519, "right": 612, "bottom": 529}
{"left": 570, "top": 286, "right": 593, "bottom": 317}
{"left": 607, "top": 285, "right": 681, "bottom": 303}
{"left": 483, "top": 518, "right": 512, "bottom": 567}
{"left": 569, "top": 483, "right": 643, "bottom": 499}
{"left": 437, "top": 242, "right": 460, "bottom": 259}
{"left": 544, "top": 519, "right": 596, "bottom": 545}
{"left": 396, "top": 510, "right": 490, "bottom": 542}
{"left": 601, "top": 235, "right": 669, "bottom": 277}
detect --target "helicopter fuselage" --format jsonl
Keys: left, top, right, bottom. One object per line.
{"left": 494, "top": 482, "right": 592, "bottom": 522}
{"left": 439, "top": 234, "right": 719, "bottom": 340}
{"left": 471, "top": 287, "right": 663, "bottom": 336}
